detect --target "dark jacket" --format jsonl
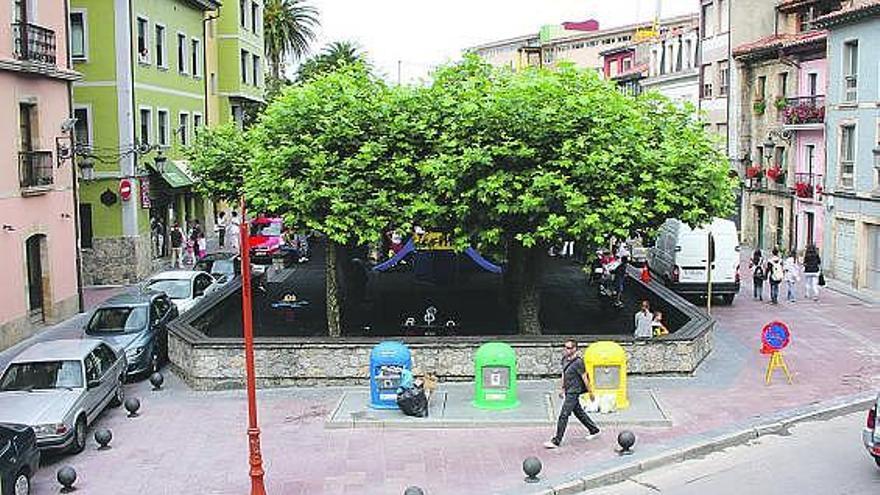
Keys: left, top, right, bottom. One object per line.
{"left": 803, "top": 252, "right": 821, "bottom": 273}
{"left": 170, "top": 229, "right": 184, "bottom": 248}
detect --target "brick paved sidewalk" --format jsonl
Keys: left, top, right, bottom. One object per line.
{"left": 19, "top": 276, "right": 880, "bottom": 495}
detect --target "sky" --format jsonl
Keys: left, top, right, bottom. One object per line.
{"left": 305, "top": 0, "right": 698, "bottom": 83}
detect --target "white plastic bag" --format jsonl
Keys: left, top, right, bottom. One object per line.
{"left": 580, "top": 395, "right": 600, "bottom": 412}
{"left": 598, "top": 393, "right": 617, "bottom": 414}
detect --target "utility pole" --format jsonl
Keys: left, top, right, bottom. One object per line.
{"left": 707, "top": 231, "right": 715, "bottom": 315}
{"left": 397, "top": 60, "right": 402, "bottom": 85}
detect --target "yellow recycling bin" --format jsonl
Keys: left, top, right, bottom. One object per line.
{"left": 583, "top": 341, "right": 629, "bottom": 410}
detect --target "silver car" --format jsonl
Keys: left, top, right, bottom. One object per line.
{"left": 0, "top": 339, "right": 126, "bottom": 454}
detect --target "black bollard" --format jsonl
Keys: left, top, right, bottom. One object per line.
{"left": 149, "top": 371, "right": 164, "bottom": 390}
{"left": 57, "top": 465, "right": 77, "bottom": 492}
{"left": 403, "top": 486, "right": 425, "bottom": 495}
{"left": 617, "top": 430, "right": 636, "bottom": 455}
{"left": 124, "top": 397, "right": 141, "bottom": 418}
{"left": 94, "top": 428, "right": 112, "bottom": 450}
{"left": 522, "top": 456, "right": 542, "bottom": 483}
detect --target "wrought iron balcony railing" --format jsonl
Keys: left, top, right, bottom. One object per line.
{"left": 19, "top": 151, "right": 54, "bottom": 189}
{"left": 782, "top": 95, "right": 825, "bottom": 125}
{"left": 12, "top": 22, "right": 57, "bottom": 65}
{"left": 793, "top": 172, "right": 823, "bottom": 199}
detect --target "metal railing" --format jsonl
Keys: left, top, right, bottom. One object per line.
{"left": 782, "top": 95, "right": 825, "bottom": 125}
{"left": 19, "top": 151, "right": 54, "bottom": 189}
{"left": 12, "top": 22, "right": 57, "bottom": 65}
{"left": 793, "top": 172, "right": 823, "bottom": 199}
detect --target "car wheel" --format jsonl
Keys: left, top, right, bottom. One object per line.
{"left": 875, "top": 455, "right": 880, "bottom": 468}
{"left": 14, "top": 470, "right": 30, "bottom": 495}
{"left": 110, "top": 376, "right": 125, "bottom": 407}
{"left": 722, "top": 294, "right": 735, "bottom": 305}
{"left": 70, "top": 416, "right": 87, "bottom": 454}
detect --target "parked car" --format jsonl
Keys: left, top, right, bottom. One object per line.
{"left": 249, "top": 217, "right": 284, "bottom": 266}
{"left": 864, "top": 394, "right": 880, "bottom": 467}
{"left": 0, "top": 340, "right": 126, "bottom": 454}
{"left": 0, "top": 423, "right": 39, "bottom": 495}
{"left": 85, "top": 290, "right": 177, "bottom": 378}
{"left": 145, "top": 270, "right": 216, "bottom": 313}
{"left": 194, "top": 252, "right": 241, "bottom": 285}
{"left": 648, "top": 218, "right": 741, "bottom": 303}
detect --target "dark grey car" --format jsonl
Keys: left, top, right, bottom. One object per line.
{"left": 85, "top": 291, "right": 178, "bottom": 379}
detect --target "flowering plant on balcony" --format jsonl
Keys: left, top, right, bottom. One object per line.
{"left": 766, "top": 166, "right": 785, "bottom": 183}
{"left": 746, "top": 165, "right": 763, "bottom": 178}
{"left": 783, "top": 103, "right": 825, "bottom": 125}
{"left": 794, "top": 181, "right": 814, "bottom": 198}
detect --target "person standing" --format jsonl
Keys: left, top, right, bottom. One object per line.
{"left": 216, "top": 211, "right": 228, "bottom": 249}
{"left": 783, "top": 252, "right": 799, "bottom": 302}
{"left": 634, "top": 300, "right": 653, "bottom": 339}
{"left": 560, "top": 239, "right": 575, "bottom": 258}
{"left": 802, "top": 244, "right": 822, "bottom": 301}
{"left": 544, "top": 340, "right": 600, "bottom": 449}
{"left": 750, "top": 249, "right": 765, "bottom": 300}
{"left": 169, "top": 223, "right": 184, "bottom": 268}
{"left": 765, "top": 248, "right": 784, "bottom": 304}
{"left": 226, "top": 211, "right": 241, "bottom": 252}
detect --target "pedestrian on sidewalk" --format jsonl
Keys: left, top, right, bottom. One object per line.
{"left": 765, "top": 248, "right": 784, "bottom": 304}
{"left": 190, "top": 220, "right": 205, "bottom": 260}
{"left": 560, "top": 239, "right": 575, "bottom": 258}
{"left": 634, "top": 300, "right": 653, "bottom": 339}
{"left": 544, "top": 339, "right": 600, "bottom": 449}
{"left": 802, "top": 244, "right": 822, "bottom": 301}
{"left": 216, "top": 211, "right": 228, "bottom": 248}
{"left": 226, "top": 211, "right": 241, "bottom": 252}
{"left": 170, "top": 223, "right": 184, "bottom": 268}
{"left": 783, "top": 252, "right": 799, "bottom": 302}
{"left": 750, "top": 249, "right": 765, "bottom": 300}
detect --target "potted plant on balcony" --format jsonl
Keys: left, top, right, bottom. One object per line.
{"left": 794, "top": 181, "right": 814, "bottom": 198}
{"left": 766, "top": 165, "right": 785, "bottom": 184}
{"left": 753, "top": 100, "right": 766, "bottom": 116}
{"left": 746, "top": 164, "right": 764, "bottom": 179}
{"left": 774, "top": 96, "right": 788, "bottom": 111}
{"left": 783, "top": 102, "right": 825, "bottom": 125}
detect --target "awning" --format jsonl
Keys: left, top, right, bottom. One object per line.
{"left": 150, "top": 160, "right": 194, "bottom": 188}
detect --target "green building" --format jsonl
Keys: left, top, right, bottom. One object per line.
{"left": 69, "top": 0, "right": 264, "bottom": 284}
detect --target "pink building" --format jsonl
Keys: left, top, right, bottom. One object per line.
{"left": 0, "top": 0, "right": 81, "bottom": 350}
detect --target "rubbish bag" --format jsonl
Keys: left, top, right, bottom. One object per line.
{"left": 397, "top": 386, "right": 429, "bottom": 418}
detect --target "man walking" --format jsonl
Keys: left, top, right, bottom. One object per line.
{"left": 544, "top": 339, "right": 600, "bottom": 449}
{"left": 170, "top": 223, "right": 184, "bottom": 268}
{"left": 766, "top": 248, "right": 784, "bottom": 305}
{"left": 216, "top": 211, "right": 228, "bottom": 248}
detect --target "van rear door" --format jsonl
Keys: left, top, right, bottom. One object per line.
{"left": 676, "top": 230, "right": 709, "bottom": 283}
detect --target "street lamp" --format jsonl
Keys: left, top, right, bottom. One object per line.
{"left": 238, "top": 198, "right": 267, "bottom": 495}
{"left": 78, "top": 156, "right": 95, "bottom": 181}
{"left": 762, "top": 138, "right": 775, "bottom": 163}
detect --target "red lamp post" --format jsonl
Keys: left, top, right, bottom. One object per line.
{"left": 239, "top": 198, "right": 267, "bottom": 495}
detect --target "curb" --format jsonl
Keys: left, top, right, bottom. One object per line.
{"left": 519, "top": 391, "right": 876, "bottom": 495}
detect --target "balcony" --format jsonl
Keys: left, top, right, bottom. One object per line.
{"left": 12, "top": 22, "right": 57, "bottom": 65}
{"left": 19, "top": 151, "right": 54, "bottom": 191}
{"left": 781, "top": 95, "right": 825, "bottom": 127}
{"left": 793, "top": 172, "right": 824, "bottom": 200}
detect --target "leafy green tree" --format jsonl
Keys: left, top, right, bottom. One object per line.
{"left": 420, "top": 57, "right": 735, "bottom": 334}
{"left": 186, "top": 123, "right": 250, "bottom": 202}
{"left": 264, "top": 0, "right": 320, "bottom": 80}
{"left": 295, "top": 40, "right": 369, "bottom": 82}
{"left": 246, "top": 64, "right": 423, "bottom": 336}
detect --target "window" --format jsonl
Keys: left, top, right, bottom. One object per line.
{"left": 193, "top": 112, "right": 203, "bottom": 129}
{"left": 622, "top": 57, "right": 631, "bottom": 71}
{"left": 799, "top": 7, "right": 816, "bottom": 32}
{"left": 73, "top": 107, "right": 90, "bottom": 148}
{"left": 231, "top": 105, "right": 243, "bottom": 129}
{"left": 718, "top": 0, "right": 729, "bottom": 32}
{"left": 701, "top": 64, "right": 713, "bottom": 98}
{"left": 239, "top": 0, "right": 247, "bottom": 28}
{"left": 756, "top": 146, "right": 765, "bottom": 166}
{"left": 155, "top": 25, "right": 166, "bottom": 67}
{"left": 210, "top": 72, "right": 217, "bottom": 94}
{"left": 844, "top": 40, "right": 858, "bottom": 102}
{"left": 701, "top": 1, "right": 715, "bottom": 38}
{"left": 778, "top": 72, "right": 788, "bottom": 98}
{"left": 70, "top": 11, "right": 86, "bottom": 60}
{"left": 251, "top": 1, "right": 258, "bottom": 33}
{"left": 179, "top": 112, "right": 189, "bottom": 146}
{"left": 808, "top": 73, "right": 818, "bottom": 96}
{"left": 177, "top": 33, "right": 187, "bottom": 73}
{"left": 157, "top": 109, "right": 169, "bottom": 147}
{"left": 79, "top": 203, "right": 93, "bottom": 249}
{"left": 840, "top": 124, "right": 856, "bottom": 188}
{"left": 139, "top": 107, "right": 152, "bottom": 145}
{"left": 241, "top": 49, "right": 249, "bottom": 84}
{"left": 757, "top": 75, "right": 766, "bottom": 100}
{"left": 716, "top": 123, "right": 728, "bottom": 148}
{"left": 95, "top": 344, "right": 117, "bottom": 376}
{"left": 253, "top": 55, "right": 261, "bottom": 86}
{"left": 775, "top": 207, "right": 785, "bottom": 248}
{"left": 191, "top": 38, "right": 201, "bottom": 77}
{"left": 137, "top": 17, "right": 149, "bottom": 63}
{"left": 806, "top": 144, "right": 816, "bottom": 175}
{"left": 774, "top": 146, "right": 785, "bottom": 170}
{"left": 684, "top": 39, "right": 693, "bottom": 69}
{"left": 718, "top": 61, "right": 729, "bottom": 96}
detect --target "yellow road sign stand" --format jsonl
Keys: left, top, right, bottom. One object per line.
{"left": 764, "top": 351, "right": 792, "bottom": 385}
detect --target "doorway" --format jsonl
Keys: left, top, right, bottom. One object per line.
{"left": 25, "top": 234, "right": 46, "bottom": 322}
{"left": 755, "top": 205, "right": 765, "bottom": 249}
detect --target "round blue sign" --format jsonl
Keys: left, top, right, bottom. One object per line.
{"left": 761, "top": 321, "right": 790, "bottom": 351}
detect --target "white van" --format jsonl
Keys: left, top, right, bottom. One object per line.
{"left": 648, "top": 218, "right": 741, "bottom": 303}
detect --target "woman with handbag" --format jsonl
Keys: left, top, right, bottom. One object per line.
{"left": 802, "top": 244, "right": 822, "bottom": 301}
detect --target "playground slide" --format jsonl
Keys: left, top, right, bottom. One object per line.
{"left": 464, "top": 247, "right": 503, "bottom": 274}
{"left": 373, "top": 239, "right": 416, "bottom": 272}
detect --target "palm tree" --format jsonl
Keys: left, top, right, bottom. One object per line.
{"left": 263, "top": 0, "right": 320, "bottom": 79}
{"left": 296, "top": 40, "right": 369, "bottom": 82}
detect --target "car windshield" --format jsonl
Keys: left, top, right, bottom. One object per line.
{"left": 146, "top": 279, "right": 191, "bottom": 299}
{"left": 0, "top": 360, "right": 84, "bottom": 391}
{"left": 251, "top": 222, "right": 281, "bottom": 237}
{"left": 87, "top": 306, "right": 148, "bottom": 333}
{"left": 211, "top": 260, "right": 234, "bottom": 276}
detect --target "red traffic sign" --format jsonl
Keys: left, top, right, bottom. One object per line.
{"left": 761, "top": 320, "right": 790, "bottom": 354}
{"left": 119, "top": 179, "right": 132, "bottom": 201}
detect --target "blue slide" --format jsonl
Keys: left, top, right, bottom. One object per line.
{"left": 373, "top": 239, "right": 416, "bottom": 272}
{"left": 464, "top": 247, "right": 503, "bottom": 274}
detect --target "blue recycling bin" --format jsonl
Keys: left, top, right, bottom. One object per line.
{"left": 370, "top": 341, "right": 413, "bottom": 409}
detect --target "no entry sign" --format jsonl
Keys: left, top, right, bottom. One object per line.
{"left": 119, "top": 179, "right": 132, "bottom": 201}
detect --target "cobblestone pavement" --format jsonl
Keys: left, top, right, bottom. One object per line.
{"left": 9, "top": 274, "right": 880, "bottom": 494}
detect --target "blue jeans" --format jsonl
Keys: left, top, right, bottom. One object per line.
{"left": 769, "top": 281, "right": 780, "bottom": 304}
{"left": 753, "top": 279, "right": 764, "bottom": 300}
{"left": 786, "top": 280, "right": 797, "bottom": 301}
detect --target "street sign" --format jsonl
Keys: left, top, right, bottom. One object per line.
{"left": 119, "top": 179, "right": 132, "bottom": 201}
{"left": 761, "top": 320, "right": 791, "bottom": 353}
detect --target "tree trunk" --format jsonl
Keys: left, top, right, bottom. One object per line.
{"left": 326, "top": 240, "right": 342, "bottom": 337}
{"left": 514, "top": 245, "right": 542, "bottom": 336}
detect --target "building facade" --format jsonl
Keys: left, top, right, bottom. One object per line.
{"left": 816, "top": 0, "right": 880, "bottom": 297}
{"left": 70, "top": 0, "right": 226, "bottom": 285}
{"left": 1, "top": 0, "right": 81, "bottom": 349}
{"left": 697, "top": 0, "right": 732, "bottom": 154}
{"left": 640, "top": 22, "right": 700, "bottom": 107}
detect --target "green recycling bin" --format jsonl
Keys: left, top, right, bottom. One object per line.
{"left": 473, "top": 342, "right": 520, "bottom": 410}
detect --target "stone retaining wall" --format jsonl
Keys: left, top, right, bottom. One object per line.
{"left": 169, "top": 267, "right": 715, "bottom": 391}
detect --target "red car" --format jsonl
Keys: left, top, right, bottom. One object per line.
{"left": 249, "top": 217, "right": 284, "bottom": 265}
